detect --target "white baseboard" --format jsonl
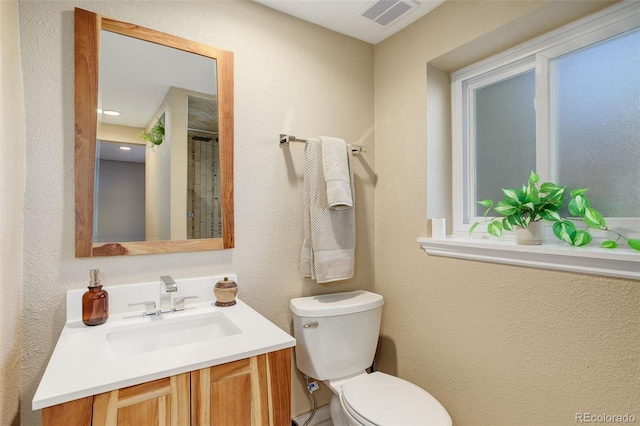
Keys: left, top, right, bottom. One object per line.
{"left": 292, "top": 404, "right": 332, "bottom": 426}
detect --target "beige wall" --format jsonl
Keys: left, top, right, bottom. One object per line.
{"left": 17, "top": 1, "right": 373, "bottom": 424}
{"left": 373, "top": 1, "right": 638, "bottom": 425}
{"left": 97, "top": 123, "right": 144, "bottom": 145}
{"left": 12, "top": 1, "right": 639, "bottom": 425}
{"left": 0, "top": 1, "right": 25, "bottom": 425}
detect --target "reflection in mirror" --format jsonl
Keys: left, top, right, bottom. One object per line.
{"left": 187, "top": 96, "right": 222, "bottom": 239}
{"left": 97, "top": 30, "right": 220, "bottom": 243}
{"left": 94, "top": 140, "right": 146, "bottom": 243}
{"left": 75, "top": 8, "right": 234, "bottom": 257}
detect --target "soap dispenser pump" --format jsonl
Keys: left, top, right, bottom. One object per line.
{"left": 82, "top": 269, "right": 109, "bottom": 326}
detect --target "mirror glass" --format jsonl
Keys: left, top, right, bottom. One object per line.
{"left": 96, "top": 30, "right": 220, "bottom": 242}
{"left": 75, "top": 8, "right": 234, "bottom": 257}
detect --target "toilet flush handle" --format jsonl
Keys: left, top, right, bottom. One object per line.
{"left": 302, "top": 321, "right": 319, "bottom": 329}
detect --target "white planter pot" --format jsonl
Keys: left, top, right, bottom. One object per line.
{"left": 516, "top": 221, "right": 543, "bottom": 245}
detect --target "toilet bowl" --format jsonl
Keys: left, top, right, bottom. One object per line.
{"left": 290, "top": 290, "right": 452, "bottom": 426}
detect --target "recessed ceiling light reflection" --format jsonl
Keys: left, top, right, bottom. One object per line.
{"left": 119, "top": 147, "right": 131, "bottom": 151}
{"left": 103, "top": 110, "right": 120, "bottom": 116}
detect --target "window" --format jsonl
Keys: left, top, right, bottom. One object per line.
{"left": 451, "top": 3, "right": 640, "bottom": 239}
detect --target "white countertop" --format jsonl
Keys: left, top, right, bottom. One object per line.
{"left": 32, "top": 275, "right": 295, "bottom": 410}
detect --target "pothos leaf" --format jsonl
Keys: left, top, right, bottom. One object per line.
{"left": 600, "top": 240, "right": 618, "bottom": 249}
{"left": 529, "top": 170, "right": 539, "bottom": 183}
{"left": 510, "top": 214, "right": 524, "bottom": 228}
{"left": 570, "top": 188, "right": 590, "bottom": 197}
{"left": 468, "top": 222, "right": 480, "bottom": 235}
{"left": 530, "top": 184, "right": 540, "bottom": 204}
{"left": 539, "top": 209, "right": 562, "bottom": 222}
{"left": 583, "top": 207, "right": 606, "bottom": 228}
{"left": 501, "top": 188, "right": 519, "bottom": 203}
{"left": 573, "top": 230, "right": 592, "bottom": 247}
{"left": 540, "top": 182, "right": 563, "bottom": 193}
{"left": 502, "top": 218, "right": 513, "bottom": 231}
{"left": 553, "top": 221, "right": 576, "bottom": 245}
{"left": 627, "top": 239, "right": 640, "bottom": 252}
{"left": 477, "top": 199, "right": 493, "bottom": 208}
{"left": 493, "top": 202, "right": 517, "bottom": 216}
{"left": 568, "top": 195, "right": 587, "bottom": 216}
{"left": 487, "top": 220, "right": 503, "bottom": 238}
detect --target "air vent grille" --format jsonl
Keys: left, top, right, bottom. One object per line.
{"left": 361, "top": 0, "right": 415, "bottom": 27}
{"left": 362, "top": 0, "right": 398, "bottom": 20}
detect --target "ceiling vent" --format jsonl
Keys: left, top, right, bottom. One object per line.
{"left": 360, "top": 0, "right": 417, "bottom": 27}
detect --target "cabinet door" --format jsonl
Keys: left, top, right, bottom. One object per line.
{"left": 42, "top": 396, "right": 93, "bottom": 426}
{"left": 192, "top": 355, "right": 269, "bottom": 426}
{"left": 191, "top": 349, "right": 292, "bottom": 426}
{"left": 265, "top": 349, "right": 292, "bottom": 426}
{"left": 92, "top": 373, "right": 190, "bottom": 426}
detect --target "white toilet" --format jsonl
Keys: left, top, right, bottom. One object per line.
{"left": 290, "top": 290, "right": 452, "bottom": 426}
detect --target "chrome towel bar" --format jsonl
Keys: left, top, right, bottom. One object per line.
{"left": 279, "top": 134, "right": 364, "bottom": 154}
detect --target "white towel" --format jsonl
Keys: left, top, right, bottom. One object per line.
{"left": 300, "top": 138, "right": 355, "bottom": 283}
{"left": 320, "top": 136, "right": 353, "bottom": 210}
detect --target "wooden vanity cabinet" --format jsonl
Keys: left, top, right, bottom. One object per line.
{"left": 41, "top": 348, "right": 291, "bottom": 426}
{"left": 92, "top": 373, "right": 191, "bottom": 425}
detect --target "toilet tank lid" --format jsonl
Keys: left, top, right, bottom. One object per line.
{"left": 289, "top": 290, "right": 383, "bottom": 317}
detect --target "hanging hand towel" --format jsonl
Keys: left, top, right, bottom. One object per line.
{"left": 320, "top": 136, "right": 353, "bottom": 210}
{"left": 300, "top": 138, "right": 355, "bottom": 283}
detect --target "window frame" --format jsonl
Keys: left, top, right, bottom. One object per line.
{"left": 451, "top": 2, "right": 640, "bottom": 238}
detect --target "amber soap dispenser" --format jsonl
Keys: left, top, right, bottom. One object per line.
{"left": 82, "top": 269, "right": 109, "bottom": 326}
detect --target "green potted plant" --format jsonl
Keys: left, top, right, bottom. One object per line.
{"left": 470, "top": 171, "right": 640, "bottom": 251}
{"left": 139, "top": 114, "right": 165, "bottom": 146}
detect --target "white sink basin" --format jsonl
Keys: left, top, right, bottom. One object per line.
{"left": 33, "top": 276, "right": 296, "bottom": 411}
{"left": 106, "top": 311, "right": 241, "bottom": 357}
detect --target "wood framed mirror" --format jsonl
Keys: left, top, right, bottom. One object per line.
{"left": 75, "top": 8, "right": 233, "bottom": 257}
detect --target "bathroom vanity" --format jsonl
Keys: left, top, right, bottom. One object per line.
{"left": 33, "top": 276, "right": 295, "bottom": 426}
{"left": 41, "top": 349, "right": 290, "bottom": 425}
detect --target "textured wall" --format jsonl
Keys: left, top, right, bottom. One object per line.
{"left": 17, "top": 1, "right": 373, "bottom": 424}
{"left": 16, "top": 1, "right": 638, "bottom": 425}
{"left": 0, "top": 1, "right": 25, "bottom": 425}
{"left": 373, "top": 1, "right": 639, "bottom": 425}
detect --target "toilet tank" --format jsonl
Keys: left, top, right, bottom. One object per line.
{"left": 290, "top": 290, "right": 384, "bottom": 381}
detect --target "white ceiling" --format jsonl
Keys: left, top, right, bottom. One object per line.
{"left": 254, "top": 0, "right": 446, "bottom": 44}
{"left": 99, "top": 30, "right": 217, "bottom": 129}
{"left": 98, "top": 140, "right": 146, "bottom": 163}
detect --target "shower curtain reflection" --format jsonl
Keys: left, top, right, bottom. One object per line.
{"left": 187, "top": 131, "right": 221, "bottom": 239}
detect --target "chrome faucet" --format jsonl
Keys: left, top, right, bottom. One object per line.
{"left": 160, "top": 276, "right": 177, "bottom": 313}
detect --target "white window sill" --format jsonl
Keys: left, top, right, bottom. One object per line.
{"left": 417, "top": 235, "right": 640, "bottom": 280}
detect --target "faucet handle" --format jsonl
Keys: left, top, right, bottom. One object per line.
{"left": 128, "top": 301, "right": 158, "bottom": 316}
{"left": 173, "top": 296, "right": 198, "bottom": 312}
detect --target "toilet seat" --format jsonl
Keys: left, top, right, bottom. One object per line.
{"left": 341, "top": 372, "right": 452, "bottom": 426}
